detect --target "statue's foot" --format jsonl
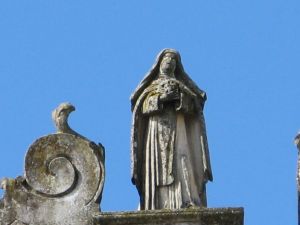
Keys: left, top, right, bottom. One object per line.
{"left": 182, "top": 201, "right": 198, "bottom": 209}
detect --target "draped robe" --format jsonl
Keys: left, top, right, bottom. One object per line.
{"left": 131, "top": 76, "right": 213, "bottom": 210}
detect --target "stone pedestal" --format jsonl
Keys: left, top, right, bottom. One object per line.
{"left": 94, "top": 208, "right": 244, "bottom": 225}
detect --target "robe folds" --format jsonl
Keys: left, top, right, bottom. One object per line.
{"left": 131, "top": 76, "right": 213, "bottom": 210}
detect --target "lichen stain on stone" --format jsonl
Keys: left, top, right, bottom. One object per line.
{"left": 0, "top": 132, "right": 105, "bottom": 225}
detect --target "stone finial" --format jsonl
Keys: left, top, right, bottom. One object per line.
{"left": 0, "top": 103, "right": 105, "bottom": 225}
{"left": 295, "top": 132, "right": 300, "bottom": 191}
{"left": 52, "top": 102, "right": 76, "bottom": 134}
{"left": 295, "top": 132, "right": 300, "bottom": 225}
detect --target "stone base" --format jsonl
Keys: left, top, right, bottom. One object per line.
{"left": 93, "top": 207, "right": 244, "bottom": 225}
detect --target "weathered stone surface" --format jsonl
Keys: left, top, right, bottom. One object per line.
{"left": 131, "top": 49, "right": 212, "bottom": 210}
{"left": 0, "top": 103, "right": 105, "bottom": 225}
{"left": 295, "top": 132, "right": 300, "bottom": 224}
{"left": 94, "top": 208, "right": 244, "bottom": 225}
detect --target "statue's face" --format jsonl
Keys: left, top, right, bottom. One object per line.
{"left": 160, "top": 53, "right": 176, "bottom": 75}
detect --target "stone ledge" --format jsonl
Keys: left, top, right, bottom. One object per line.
{"left": 93, "top": 207, "right": 244, "bottom": 225}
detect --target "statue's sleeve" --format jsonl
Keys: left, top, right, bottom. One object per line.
{"left": 176, "top": 90, "right": 195, "bottom": 114}
{"left": 142, "top": 92, "right": 162, "bottom": 114}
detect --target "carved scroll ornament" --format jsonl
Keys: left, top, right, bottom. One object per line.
{"left": 0, "top": 103, "right": 105, "bottom": 225}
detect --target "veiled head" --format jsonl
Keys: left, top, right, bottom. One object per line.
{"left": 159, "top": 52, "right": 177, "bottom": 76}
{"left": 131, "top": 48, "right": 206, "bottom": 109}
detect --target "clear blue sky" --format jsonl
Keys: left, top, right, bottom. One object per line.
{"left": 0, "top": 1, "right": 299, "bottom": 225}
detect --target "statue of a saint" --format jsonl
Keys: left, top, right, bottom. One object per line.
{"left": 131, "top": 49, "right": 213, "bottom": 210}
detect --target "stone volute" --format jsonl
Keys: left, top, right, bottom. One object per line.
{"left": 0, "top": 103, "right": 105, "bottom": 225}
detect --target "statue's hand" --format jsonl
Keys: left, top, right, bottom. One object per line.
{"left": 160, "top": 89, "right": 180, "bottom": 102}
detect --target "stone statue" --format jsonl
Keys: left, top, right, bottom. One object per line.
{"left": 131, "top": 49, "right": 213, "bottom": 210}
{"left": 295, "top": 133, "right": 300, "bottom": 190}
{"left": 295, "top": 132, "right": 300, "bottom": 224}
{"left": 0, "top": 103, "right": 105, "bottom": 225}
